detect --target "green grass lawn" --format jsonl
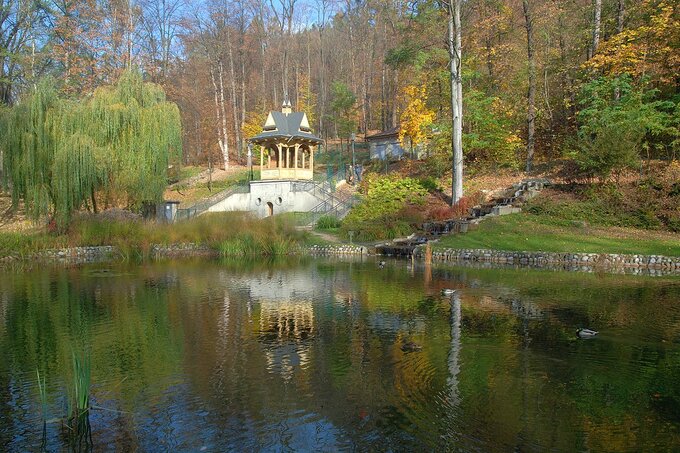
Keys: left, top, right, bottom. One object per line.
{"left": 435, "top": 213, "right": 680, "bottom": 256}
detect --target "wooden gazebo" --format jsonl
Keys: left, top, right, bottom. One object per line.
{"left": 248, "top": 100, "right": 322, "bottom": 181}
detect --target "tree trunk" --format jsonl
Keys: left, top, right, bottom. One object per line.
{"left": 381, "top": 66, "right": 387, "bottom": 131}
{"left": 240, "top": 56, "right": 246, "bottom": 146}
{"left": 0, "top": 56, "right": 10, "bottom": 105}
{"left": 218, "top": 61, "right": 230, "bottom": 169}
{"left": 446, "top": 0, "right": 463, "bottom": 205}
{"left": 260, "top": 39, "right": 267, "bottom": 109}
{"left": 558, "top": 13, "right": 576, "bottom": 121}
{"left": 523, "top": 0, "right": 536, "bottom": 172}
{"left": 295, "top": 61, "right": 299, "bottom": 107}
{"left": 592, "top": 0, "right": 602, "bottom": 56}
{"left": 210, "top": 63, "right": 229, "bottom": 170}
{"left": 227, "top": 29, "right": 241, "bottom": 160}
{"left": 617, "top": 0, "right": 625, "bottom": 34}
{"left": 318, "top": 25, "right": 326, "bottom": 135}
{"left": 91, "top": 188, "right": 98, "bottom": 214}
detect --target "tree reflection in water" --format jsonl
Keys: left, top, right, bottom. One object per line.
{"left": 0, "top": 260, "right": 679, "bottom": 451}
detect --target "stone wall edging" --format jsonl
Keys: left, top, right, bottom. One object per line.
{"left": 6, "top": 244, "right": 678, "bottom": 272}
{"left": 414, "top": 247, "right": 680, "bottom": 271}
{"left": 303, "top": 245, "right": 367, "bottom": 256}
{"left": 1, "top": 242, "right": 368, "bottom": 266}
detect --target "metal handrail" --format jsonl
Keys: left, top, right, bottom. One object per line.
{"left": 177, "top": 181, "right": 250, "bottom": 220}
{"left": 175, "top": 166, "right": 355, "bottom": 224}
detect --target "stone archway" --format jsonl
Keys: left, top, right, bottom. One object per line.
{"left": 267, "top": 202, "right": 274, "bottom": 217}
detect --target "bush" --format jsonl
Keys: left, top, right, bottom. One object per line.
{"left": 418, "top": 176, "right": 441, "bottom": 193}
{"left": 316, "top": 215, "right": 342, "bottom": 229}
{"left": 341, "top": 174, "right": 428, "bottom": 241}
{"left": 571, "top": 75, "right": 679, "bottom": 181}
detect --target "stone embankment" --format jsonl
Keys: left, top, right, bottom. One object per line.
{"left": 0, "top": 243, "right": 369, "bottom": 266}
{"left": 33, "top": 246, "right": 117, "bottom": 264}
{"left": 3, "top": 243, "right": 678, "bottom": 276}
{"left": 150, "top": 243, "right": 218, "bottom": 258}
{"left": 414, "top": 247, "right": 680, "bottom": 273}
{"left": 305, "top": 244, "right": 367, "bottom": 255}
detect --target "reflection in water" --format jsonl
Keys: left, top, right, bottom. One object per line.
{"left": 259, "top": 298, "right": 314, "bottom": 380}
{"left": 0, "top": 260, "right": 679, "bottom": 451}
{"left": 448, "top": 292, "right": 461, "bottom": 408}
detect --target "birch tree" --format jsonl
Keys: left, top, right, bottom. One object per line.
{"left": 591, "top": 0, "right": 602, "bottom": 57}
{"left": 195, "top": 1, "right": 233, "bottom": 169}
{"left": 439, "top": 0, "right": 463, "bottom": 205}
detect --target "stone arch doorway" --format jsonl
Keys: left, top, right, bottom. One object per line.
{"left": 267, "top": 202, "right": 274, "bottom": 217}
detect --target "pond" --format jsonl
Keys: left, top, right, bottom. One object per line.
{"left": 1, "top": 258, "right": 679, "bottom": 452}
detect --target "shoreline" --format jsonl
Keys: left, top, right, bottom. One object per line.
{"left": 1, "top": 242, "right": 679, "bottom": 276}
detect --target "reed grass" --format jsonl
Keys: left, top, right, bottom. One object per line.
{"left": 64, "top": 350, "right": 92, "bottom": 450}
{"left": 68, "top": 351, "right": 91, "bottom": 419}
{"left": 316, "top": 215, "right": 342, "bottom": 230}
{"left": 36, "top": 369, "right": 48, "bottom": 421}
{"left": 1, "top": 211, "right": 315, "bottom": 261}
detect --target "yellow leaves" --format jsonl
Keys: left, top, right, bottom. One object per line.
{"left": 399, "top": 84, "right": 435, "bottom": 148}
{"left": 242, "top": 111, "right": 266, "bottom": 140}
{"left": 583, "top": 1, "right": 679, "bottom": 84}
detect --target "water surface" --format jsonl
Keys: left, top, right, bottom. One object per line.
{"left": 1, "top": 259, "right": 679, "bottom": 451}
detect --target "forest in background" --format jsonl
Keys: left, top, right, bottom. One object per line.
{"left": 0, "top": 0, "right": 676, "bottom": 173}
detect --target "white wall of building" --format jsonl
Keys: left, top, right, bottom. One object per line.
{"left": 207, "top": 181, "right": 320, "bottom": 218}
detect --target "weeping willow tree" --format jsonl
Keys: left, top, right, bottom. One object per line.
{"left": 1, "top": 71, "right": 182, "bottom": 225}
{"left": 0, "top": 105, "right": 8, "bottom": 187}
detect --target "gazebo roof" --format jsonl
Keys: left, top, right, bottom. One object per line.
{"left": 248, "top": 110, "right": 323, "bottom": 145}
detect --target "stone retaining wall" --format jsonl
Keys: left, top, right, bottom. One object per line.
{"left": 0, "top": 243, "right": 368, "bottom": 266}
{"left": 304, "top": 245, "right": 367, "bottom": 256}
{"left": 34, "top": 246, "right": 117, "bottom": 264}
{"left": 414, "top": 247, "right": 680, "bottom": 272}
{"left": 150, "top": 243, "right": 218, "bottom": 258}
{"left": 3, "top": 243, "right": 677, "bottom": 274}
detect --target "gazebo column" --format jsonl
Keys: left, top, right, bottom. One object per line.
{"left": 260, "top": 145, "right": 264, "bottom": 172}
{"left": 310, "top": 145, "right": 315, "bottom": 171}
{"left": 267, "top": 146, "right": 271, "bottom": 169}
{"left": 276, "top": 144, "right": 283, "bottom": 176}
{"left": 294, "top": 144, "right": 300, "bottom": 179}
{"left": 286, "top": 146, "right": 290, "bottom": 169}
{"left": 302, "top": 150, "right": 306, "bottom": 170}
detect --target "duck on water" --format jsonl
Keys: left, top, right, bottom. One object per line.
{"left": 577, "top": 328, "right": 599, "bottom": 339}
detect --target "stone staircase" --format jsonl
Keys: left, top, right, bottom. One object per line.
{"left": 424, "top": 178, "right": 551, "bottom": 235}
{"left": 470, "top": 178, "right": 551, "bottom": 222}
{"left": 377, "top": 178, "right": 551, "bottom": 256}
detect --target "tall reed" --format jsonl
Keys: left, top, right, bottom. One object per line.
{"left": 36, "top": 369, "right": 48, "bottom": 422}
{"left": 68, "top": 351, "right": 91, "bottom": 419}
{"left": 64, "top": 350, "right": 92, "bottom": 450}
{"left": 37, "top": 369, "right": 48, "bottom": 449}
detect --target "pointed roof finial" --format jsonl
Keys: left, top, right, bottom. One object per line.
{"left": 282, "top": 96, "right": 292, "bottom": 114}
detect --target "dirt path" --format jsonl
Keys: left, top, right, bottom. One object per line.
{"left": 0, "top": 193, "right": 34, "bottom": 232}
{"left": 297, "top": 227, "right": 343, "bottom": 244}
